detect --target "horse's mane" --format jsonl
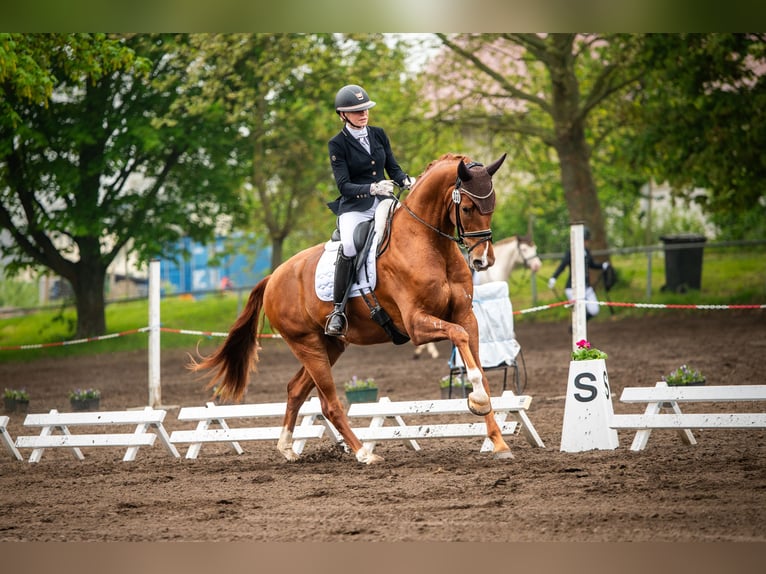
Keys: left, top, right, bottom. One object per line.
{"left": 420, "top": 153, "right": 470, "bottom": 176}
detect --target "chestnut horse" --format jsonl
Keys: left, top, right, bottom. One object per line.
{"left": 190, "top": 153, "right": 510, "bottom": 464}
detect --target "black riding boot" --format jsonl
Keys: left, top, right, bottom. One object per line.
{"left": 325, "top": 251, "right": 356, "bottom": 336}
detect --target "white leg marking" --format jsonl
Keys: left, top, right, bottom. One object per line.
{"left": 278, "top": 427, "right": 299, "bottom": 462}
{"left": 467, "top": 368, "right": 489, "bottom": 402}
{"left": 355, "top": 446, "right": 384, "bottom": 465}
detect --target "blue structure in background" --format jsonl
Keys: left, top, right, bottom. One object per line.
{"left": 160, "top": 234, "right": 271, "bottom": 294}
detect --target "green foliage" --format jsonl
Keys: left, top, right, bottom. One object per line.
{"left": 439, "top": 375, "right": 468, "bottom": 388}
{"left": 571, "top": 339, "right": 608, "bottom": 361}
{"left": 344, "top": 376, "right": 377, "bottom": 391}
{"left": 617, "top": 34, "right": 766, "bottom": 229}
{"left": 0, "top": 277, "right": 38, "bottom": 308}
{"left": 663, "top": 364, "right": 705, "bottom": 386}
{"left": 4, "top": 388, "right": 29, "bottom": 401}
{"left": 0, "top": 34, "right": 249, "bottom": 337}
{"left": 68, "top": 388, "right": 100, "bottom": 400}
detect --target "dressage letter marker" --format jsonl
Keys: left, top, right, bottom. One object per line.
{"left": 560, "top": 359, "right": 619, "bottom": 452}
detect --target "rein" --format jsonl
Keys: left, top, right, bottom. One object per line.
{"left": 400, "top": 161, "right": 494, "bottom": 254}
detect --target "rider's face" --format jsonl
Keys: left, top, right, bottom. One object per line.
{"left": 344, "top": 109, "right": 369, "bottom": 126}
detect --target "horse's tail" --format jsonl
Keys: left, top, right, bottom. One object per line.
{"left": 188, "top": 275, "right": 270, "bottom": 403}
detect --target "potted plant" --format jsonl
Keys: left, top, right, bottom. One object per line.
{"left": 571, "top": 339, "right": 608, "bottom": 361}
{"left": 4, "top": 388, "right": 30, "bottom": 414}
{"left": 663, "top": 364, "right": 705, "bottom": 386}
{"left": 439, "top": 374, "right": 470, "bottom": 399}
{"left": 69, "top": 388, "right": 101, "bottom": 411}
{"left": 344, "top": 376, "right": 378, "bottom": 404}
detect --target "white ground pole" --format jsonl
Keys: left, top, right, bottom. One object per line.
{"left": 148, "top": 258, "right": 161, "bottom": 408}
{"left": 570, "top": 223, "right": 587, "bottom": 349}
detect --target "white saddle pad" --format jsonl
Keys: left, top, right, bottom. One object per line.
{"left": 315, "top": 198, "right": 396, "bottom": 302}
{"left": 315, "top": 235, "right": 379, "bottom": 302}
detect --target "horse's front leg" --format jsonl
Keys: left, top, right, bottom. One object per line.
{"left": 278, "top": 368, "right": 315, "bottom": 461}
{"left": 450, "top": 331, "right": 513, "bottom": 457}
{"left": 410, "top": 314, "right": 492, "bottom": 416}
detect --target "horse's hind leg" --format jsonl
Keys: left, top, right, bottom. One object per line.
{"left": 278, "top": 367, "right": 316, "bottom": 461}
{"left": 284, "top": 335, "right": 382, "bottom": 465}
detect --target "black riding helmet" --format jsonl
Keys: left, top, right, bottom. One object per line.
{"left": 335, "top": 84, "right": 376, "bottom": 114}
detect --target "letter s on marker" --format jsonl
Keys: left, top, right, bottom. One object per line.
{"left": 574, "top": 372, "right": 598, "bottom": 402}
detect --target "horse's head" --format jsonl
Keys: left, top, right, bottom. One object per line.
{"left": 517, "top": 235, "right": 542, "bottom": 273}
{"left": 451, "top": 153, "right": 507, "bottom": 271}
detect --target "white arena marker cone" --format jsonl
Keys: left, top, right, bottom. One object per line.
{"left": 560, "top": 358, "right": 619, "bottom": 452}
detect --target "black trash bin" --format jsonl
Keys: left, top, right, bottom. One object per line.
{"left": 660, "top": 234, "right": 706, "bottom": 293}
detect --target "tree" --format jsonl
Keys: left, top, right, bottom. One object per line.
{"left": 0, "top": 34, "right": 248, "bottom": 337}
{"left": 190, "top": 34, "right": 442, "bottom": 270}
{"left": 622, "top": 34, "right": 766, "bottom": 239}
{"left": 433, "top": 34, "right": 642, "bottom": 253}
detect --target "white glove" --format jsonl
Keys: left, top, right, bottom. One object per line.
{"left": 370, "top": 180, "right": 395, "bottom": 196}
{"left": 547, "top": 277, "right": 556, "bottom": 289}
{"left": 402, "top": 176, "right": 416, "bottom": 190}
{"left": 602, "top": 261, "right": 610, "bottom": 270}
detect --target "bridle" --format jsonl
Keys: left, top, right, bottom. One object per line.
{"left": 516, "top": 237, "right": 539, "bottom": 269}
{"left": 401, "top": 161, "right": 494, "bottom": 255}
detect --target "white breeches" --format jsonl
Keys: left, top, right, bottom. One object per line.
{"left": 338, "top": 201, "right": 379, "bottom": 257}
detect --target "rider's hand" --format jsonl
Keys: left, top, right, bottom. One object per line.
{"left": 602, "top": 261, "right": 610, "bottom": 270}
{"left": 547, "top": 277, "right": 556, "bottom": 289}
{"left": 370, "top": 180, "right": 395, "bottom": 196}
{"left": 402, "top": 176, "right": 416, "bottom": 190}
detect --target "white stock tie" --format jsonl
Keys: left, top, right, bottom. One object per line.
{"left": 359, "top": 135, "right": 370, "bottom": 154}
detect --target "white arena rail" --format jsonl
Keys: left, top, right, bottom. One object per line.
{"left": 611, "top": 382, "right": 766, "bottom": 451}
{"left": 15, "top": 407, "right": 180, "bottom": 462}
{"left": 345, "top": 391, "right": 545, "bottom": 454}
{"left": 170, "top": 396, "right": 331, "bottom": 459}
{"left": 1, "top": 415, "right": 23, "bottom": 461}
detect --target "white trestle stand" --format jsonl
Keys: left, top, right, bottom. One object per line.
{"left": 559, "top": 223, "right": 619, "bottom": 452}
{"left": 560, "top": 358, "right": 619, "bottom": 451}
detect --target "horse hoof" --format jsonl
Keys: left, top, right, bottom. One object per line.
{"left": 279, "top": 448, "right": 300, "bottom": 462}
{"left": 493, "top": 449, "right": 514, "bottom": 460}
{"left": 355, "top": 447, "right": 384, "bottom": 464}
{"left": 467, "top": 395, "right": 491, "bottom": 416}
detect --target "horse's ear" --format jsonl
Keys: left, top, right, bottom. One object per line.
{"left": 457, "top": 160, "right": 472, "bottom": 182}
{"left": 486, "top": 153, "right": 507, "bottom": 176}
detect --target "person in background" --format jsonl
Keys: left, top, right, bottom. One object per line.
{"left": 547, "top": 227, "right": 610, "bottom": 320}
{"left": 325, "top": 84, "right": 415, "bottom": 337}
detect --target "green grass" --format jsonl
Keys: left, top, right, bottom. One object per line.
{"left": 509, "top": 243, "right": 766, "bottom": 323}
{"left": 0, "top": 292, "right": 246, "bottom": 362}
{"left": 1, "top": 243, "right": 764, "bottom": 362}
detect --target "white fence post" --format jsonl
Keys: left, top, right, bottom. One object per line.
{"left": 570, "top": 223, "right": 587, "bottom": 348}
{"left": 148, "top": 259, "right": 161, "bottom": 408}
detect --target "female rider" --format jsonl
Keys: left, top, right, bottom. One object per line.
{"left": 325, "top": 84, "right": 414, "bottom": 336}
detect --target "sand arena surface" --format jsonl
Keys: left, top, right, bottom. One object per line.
{"left": 1, "top": 312, "right": 764, "bottom": 542}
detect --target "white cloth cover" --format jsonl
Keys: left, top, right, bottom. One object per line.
{"left": 452, "top": 281, "right": 520, "bottom": 369}
{"left": 314, "top": 234, "right": 379, "bottom": 302}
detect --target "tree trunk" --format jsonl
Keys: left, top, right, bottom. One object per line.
{"left": 70, "top": 262, "right": 108, "bottom": 338}
{"left": 270, "top": 238, "right": 284, "bottom": 271}
{"left": 555, "top": 130, "right": 608, "bottom": 253}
